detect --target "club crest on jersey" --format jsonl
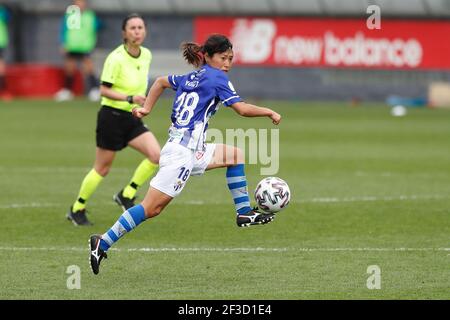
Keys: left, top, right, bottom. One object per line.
{"left": 174, "top": 180, "right": 185, "bottom": 192}
{"left": 195, "top": 151, "right": 204, "bottom": 160}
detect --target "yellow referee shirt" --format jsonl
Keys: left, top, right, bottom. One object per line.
{"left": 100, "top": 44, "right": 152, "bottom": 112}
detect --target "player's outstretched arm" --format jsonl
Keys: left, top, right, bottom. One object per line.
{"left": 230, "top": 101, "right": 281, "bottom": 125}
{"left": 132, "top": 76, "right": 172, "bottom": 118}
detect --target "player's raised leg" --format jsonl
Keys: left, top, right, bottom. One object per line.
{"left": 207, "top": 144, "right": 275, "bottom": 227}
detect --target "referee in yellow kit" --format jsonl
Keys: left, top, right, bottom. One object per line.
{"left": 67, "top": 14, "right": 160, "bottom": 226}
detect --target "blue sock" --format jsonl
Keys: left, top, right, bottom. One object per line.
{"left": 226, "top": 164, "right": 252, "bottom": 215}
{"left": 99, "top": 204, "right": 146, "bottom": 251}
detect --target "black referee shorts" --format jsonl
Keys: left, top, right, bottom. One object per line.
{"left": 96, "top": 105, "right": 149, "bottom": 151}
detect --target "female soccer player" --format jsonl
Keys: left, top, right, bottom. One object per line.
{"left": 67, "top": 14, "right": 160, "bottom": 226}
{"left": 89, "top": 34, "right": 281, "bottom": 274}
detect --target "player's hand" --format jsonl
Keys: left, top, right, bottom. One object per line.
{"left": 133, "top": 95, "right": 146, "bottom": 106}
{"left": 270, "top": 111, "right": 281, "bottom": 125}
{"left": 132, "top": 107, "right": 149, "bottom": 119}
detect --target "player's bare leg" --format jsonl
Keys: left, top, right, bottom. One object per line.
{"left": 90, "top": 187, "right": 172, "bottom": 274}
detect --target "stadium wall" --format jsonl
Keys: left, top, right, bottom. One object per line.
{"left": 5, "top": 12, "right": 450, "bottom": 102}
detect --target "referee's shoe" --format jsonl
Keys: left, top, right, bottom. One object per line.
{"left": 67, "top": 206, "right": 92, "bottom": 226}
{"left": 113, "top": 190, "right": 136, "bottom": 211}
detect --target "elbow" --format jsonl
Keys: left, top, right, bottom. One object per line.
{"left": 232, "top": 102, "right": 249, "bottom": 117}
{"left": 156, "top": 76, "right": 165, "bottom": 84}
{"left": 156, "top": 76, "right": 170, "bottom": 89}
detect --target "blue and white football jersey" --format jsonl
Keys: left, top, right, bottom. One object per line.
{"left": 167, "top": 64, "right": 242, "bottom": 151}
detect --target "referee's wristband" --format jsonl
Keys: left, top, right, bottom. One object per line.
{"left": 126, "top": 95, "right": 134, "bottom": 104}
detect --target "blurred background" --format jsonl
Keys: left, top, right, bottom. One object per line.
{"left": 1, "top": 1, "right": 450, "bottom": 300}
{"left": 1, "top": 0, "right": 450, "bottom": 106}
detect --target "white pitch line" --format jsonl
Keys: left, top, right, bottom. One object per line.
{"left": 0, "top": 246, "right": 448, "bottom": 253}
{"left": 180, "top": 194, "right": 449, "bottom": 205}
{"left": 302, "top": 194, "right": 448, "bottom": 204}
{"left": 0, "top": 194, "right": 448, "bottom": 210}
{"left": 0, "top": 166, "right": 133, "bottom": 173}
{"left": 0, "top": 203, "right": 59, "bottom": 209}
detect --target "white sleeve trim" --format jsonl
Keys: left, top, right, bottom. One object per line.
{"left": 222, "top": 95, "right": 240, "bottom": 104}
{"left": 170, "top": 75, "right": 176, "bottom": 86}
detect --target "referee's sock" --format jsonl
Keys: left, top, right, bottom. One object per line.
{"left": 226, "top": 164, "right": 252, "bottom": 215}
{"left": 72, "top": 169, "right": 103, "bottom": 212}
{"left": 122, "top": 159, "right": 158, "bottom": 199}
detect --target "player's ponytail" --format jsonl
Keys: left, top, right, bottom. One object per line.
{"left": 181, "top": 42, "right": 204, "bottom": 68}
{"left": 181, "top": 34, "right": 233, "bottom": 68}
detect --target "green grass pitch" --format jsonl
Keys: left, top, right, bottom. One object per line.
{"left": 0, "top": 98, "right": 449, "bottom": 299}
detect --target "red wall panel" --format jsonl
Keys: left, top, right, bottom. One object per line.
{"left": 195, "top": 17, "right": 450, "bottom": 70}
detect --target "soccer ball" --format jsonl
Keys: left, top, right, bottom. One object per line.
{"left": 391, "top": 105, "right": 407, "bottom": 117}
{"left": 254, "top": 177, "right": 291, "bottom": 213}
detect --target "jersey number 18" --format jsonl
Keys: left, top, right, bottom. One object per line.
{"left": 174, "top": 92, "right": 200, "bottom": 126}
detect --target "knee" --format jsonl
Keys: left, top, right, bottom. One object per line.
{"left": 148, "top": 153, "right": 160, "bottom": 165}
{"left": 94, "top": 166, "right": 110, "bottom": 177}
{"left": 143, "top": 204, "right": 163, "bottom": 219}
